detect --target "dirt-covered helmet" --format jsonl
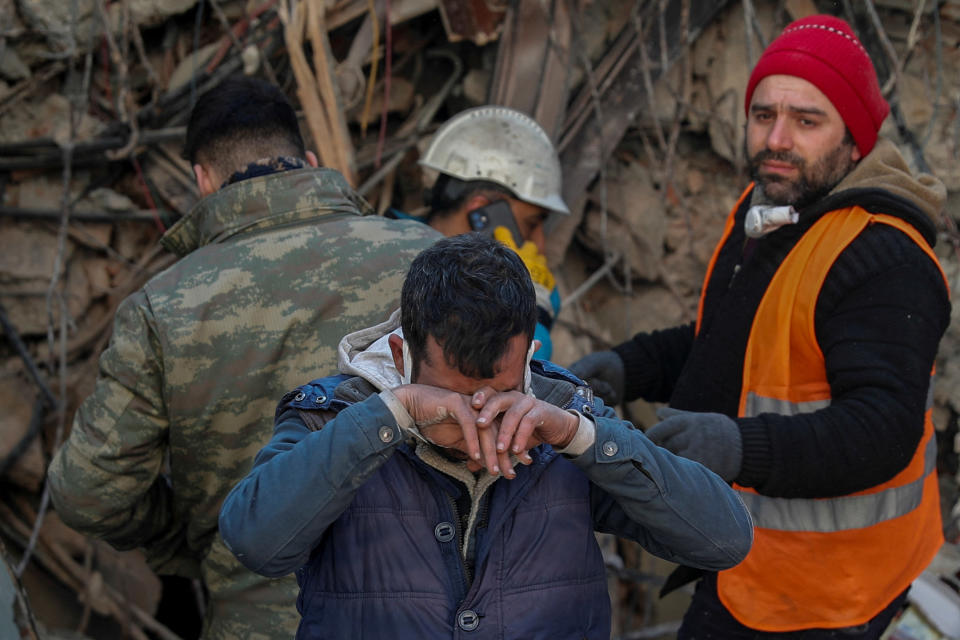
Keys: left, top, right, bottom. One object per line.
{"left": 419, "top": 106, "right": 569, "bottom": 214}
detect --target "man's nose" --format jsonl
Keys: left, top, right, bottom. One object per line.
{"left": 765, "top": 116, "right": 793, "bottom": 151}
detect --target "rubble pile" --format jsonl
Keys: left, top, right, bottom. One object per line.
{"left": 1, "top": 1, "right": 959, "bottom": 638}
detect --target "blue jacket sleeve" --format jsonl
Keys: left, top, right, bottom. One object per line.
{"left": 569, "top": 411, "right": 753, "bottom": 571}
{"left": 218, "top": 394, "right": 403, "bottom": 577}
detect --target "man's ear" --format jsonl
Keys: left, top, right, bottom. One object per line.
{"left": 388, "top": 334, "right": 405, "bottom": 375}
{"left": 305, "top": 150, "right": 319, "bottom": 168}
{"left": 193, "top": 163, "right": 219, "bottom": 198}
{"left": 850, "top": 145, "right": 862, "bottom": 164}
{"left": 463, "top": 194, "right": 491, "bottom": 213}
{"left": 532, "top": 339, "right": 541, "bottom": 354}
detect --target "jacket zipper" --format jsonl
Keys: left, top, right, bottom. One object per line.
{"left": 447, "top": 494, "right": 472, "bottom": 599}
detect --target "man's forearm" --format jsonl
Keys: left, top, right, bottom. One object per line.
{"left": 570, "top": 416, "right": 753, "bottom": 571}
{"left": 553, "top": 411, "right": 594, "bottom": 455}
{"left": 613, "top": 322, "right": 695, "bottom": 403}
{"left": 49, "top": 445, "right": 174, "bottom": 546}
{"left": 49, "top": 291, "right": 176, "bottom": 554}
{"left": 219, "top": 395, "right": 404, "bottom": 578}
{"left": 48, "top": 392, "right": 174, "bottom": 551}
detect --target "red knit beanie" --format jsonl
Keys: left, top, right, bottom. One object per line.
{"left": 744, "top": 14, "right": 889, "bottom": 157}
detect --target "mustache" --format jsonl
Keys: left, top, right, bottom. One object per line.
{"left": 750, "top": 149, "right": 806, "bottom": 169}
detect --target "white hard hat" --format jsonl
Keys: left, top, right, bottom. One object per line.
{"left": 419, "top": 106, "right": 569, "bottom": 214}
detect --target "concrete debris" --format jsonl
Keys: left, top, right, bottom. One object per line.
{"left": 460, "top": 67, "right": 489, "bottom": 106}
{"left": 0, "top": 371, "right": 44, "bottom": 491}
{"left": 0, "top": 0, "right": 23, "bottom": 35}
{"left": 883, "top": 543, "right": 960, "bottom": 639}
{"left": 0, "top": 92, "right": 105, "bottom": 145}
{"left": 14, "top": 0, "right": 97, "bottom": 53}
{"left": 14, "top": 0, "right": 199, "bottom": 56}
{"left": 0, "top": 46, "right": 30, "bottom": 82}
{"left": 241, "top": 42, "right": 260, "bottom": 74}
{"left": 347, "top": 76, "right": 415, "bottom": 123}
{"left": 123, "top": 0, "right": 199, "bottom": 29}
{"left": 0, "top": 222, "right": 75, "bottom": 284}
{"left": 581, "top": 159, "right": 665, "bottom": 283}
{"left": 166, "top": 42, "right": 221, "bottom": 95}
{"left": 686, "top": 1, "right": 779, "bottom": 165}
{"left": 0, "top": 541, "right": 40, "bottom": 640}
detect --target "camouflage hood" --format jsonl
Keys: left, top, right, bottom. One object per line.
{"left": 161, "top": 167, "right": 376, "bottom": 257}
{"left": 337, "top": 308, "right": 404, "bottom": 391}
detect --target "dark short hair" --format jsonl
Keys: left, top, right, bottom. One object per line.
{"left": 425, "top": 174, "right": 516, "bottom": 223}
{"left": 401, "top": 233, "right": 537, "bottom": 380}
{"left": 183, "top": 75, "right": 306, "bottom": 174}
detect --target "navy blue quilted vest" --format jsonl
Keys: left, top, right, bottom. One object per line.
{"left": 293, "top": 362, "right": 611, "bottom": 639}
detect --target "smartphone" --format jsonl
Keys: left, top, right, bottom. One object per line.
{"left": 467, "top": 200, "right": 524, "bottom": 247}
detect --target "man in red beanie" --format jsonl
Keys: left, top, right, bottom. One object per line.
{"left": 571, "top": 13, "right": 950, "bottom": 639}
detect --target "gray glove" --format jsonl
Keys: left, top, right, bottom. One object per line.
{"left": 569, "top": 350, "right": 625, "bottom": 406}
{"left": 646, "top": 407, "right": 743, "bottom": 482}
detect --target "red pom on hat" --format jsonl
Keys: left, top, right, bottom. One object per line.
{"left": 744, "top": 15, "right": 889, "bottom": 157}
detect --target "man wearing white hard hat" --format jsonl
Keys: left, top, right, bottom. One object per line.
{"left": 412, "top": 105, "right": 568, "bottom": 360}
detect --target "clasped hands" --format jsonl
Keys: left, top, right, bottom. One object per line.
{"left": 390, "top": 384, "right": 580, "bottom": 479}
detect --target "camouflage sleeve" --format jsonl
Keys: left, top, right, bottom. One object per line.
{"left": 48, "top": 290, "right": 192, "bottom": 570}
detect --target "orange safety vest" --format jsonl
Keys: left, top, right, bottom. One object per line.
{"left": 696, "top": 189, "right": 946, "bottom": 631}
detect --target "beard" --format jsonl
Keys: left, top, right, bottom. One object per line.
{"left": 748, "top": 140, "right": 857, "bottom": 210}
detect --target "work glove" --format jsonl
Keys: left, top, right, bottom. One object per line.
{"left": 568, "top": 350, "right": 625, "bottom": 407}
{"left": 493, "top": 227, "right": 559, "bottom": 325}
{"left": 646, "top": 407, "right": 742, "bottom": 482}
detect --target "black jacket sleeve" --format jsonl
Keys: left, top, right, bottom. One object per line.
{"left": 737, "top": 224, "right": 950, "bottom": 498}
{"left": 613, "top": 322, "right": 696, "bottom": 404}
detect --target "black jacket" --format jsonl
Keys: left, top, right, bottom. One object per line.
{"left": 615, "top": 141, "right": 951, "bottom": 500}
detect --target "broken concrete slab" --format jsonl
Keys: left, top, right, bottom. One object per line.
{"left": 0, "top": 92, "right": 105, "bottom": 145}
{"left": 0, "top": 219, "right": 95, "bottom": 336}
{"left": 122, "top": 0, "right": 199, "bottom": 28}
{"left": 0, "top": 371, "right": 45, "bottom": 492}
{"left": 0, "top": 45, "right": 30, "bottom": 81}
{"left": 580, "top": 159, "right": 665, "bottom": 283}
{"left": 0, "top": 221, "right": 75, "bottom": 284}
{"left": 696, "top": 1, "right": 777, "bottom": 165}
{"left": 14, "top": 0, "right": 97, "bottom": 53}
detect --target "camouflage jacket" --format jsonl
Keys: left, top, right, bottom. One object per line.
{"left": 48, "top": 167, "right": 440, "bottom": 639}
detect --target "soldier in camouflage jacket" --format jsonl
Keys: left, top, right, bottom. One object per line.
{"left": 47, "top": 77, "right": 440, "bottom": 639}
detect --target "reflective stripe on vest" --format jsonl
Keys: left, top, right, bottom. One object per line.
{"left": 738, "top": 435, "right": 936, "bottom": 532}
{"left": 744, "top": 380, "right": 935, "bottom": 418}
{"left": 702, "top": 196, "right": 947, "bottom": 632}
{"left": 743, "top": 392, "right": 829, "bottom": 417}
{"left": 742, "top": 381, "right": 937, "bottom": 532}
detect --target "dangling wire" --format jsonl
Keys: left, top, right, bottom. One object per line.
{"left": 360, "top": 0, "right": 380, "bottom": 137}
{"left": 190, "top": 0, "right": 207, "bottom": 108}
{"left": 374, "top": 0, "right": 392, "bottom": 168}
